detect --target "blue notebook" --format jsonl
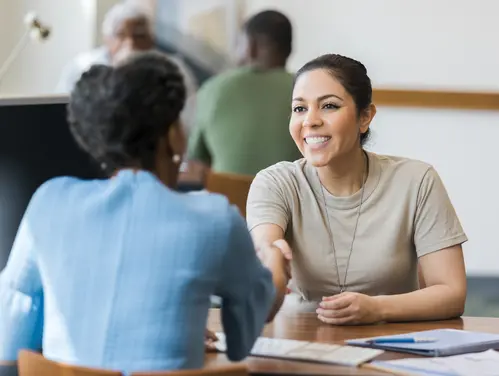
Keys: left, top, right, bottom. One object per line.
{"left": 346, "top": 329, "right": 499, "bottom": 357}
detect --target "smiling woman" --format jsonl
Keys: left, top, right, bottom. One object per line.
{"left": 247, "top": 53, "right": 468, "bottom": 326}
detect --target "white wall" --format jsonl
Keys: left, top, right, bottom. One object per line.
{"left": 245, "top": 0, "right": 499, "bottom": 91}
{"left": 245, "top": 0, "right": 499, "bottom": 276}
{"left": 0, "top": 0, "right": 121, "bottom": 96}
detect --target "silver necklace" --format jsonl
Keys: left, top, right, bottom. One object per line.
{"left": 317, "top": 152, "right": 368, "bottom": 294}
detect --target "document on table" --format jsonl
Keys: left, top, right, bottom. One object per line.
{"left": 368, "top": 349, "right": 499, "bottom": 376}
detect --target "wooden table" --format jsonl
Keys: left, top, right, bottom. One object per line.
{"left": 205, "top": 308, "right": 499, "bottom": 375}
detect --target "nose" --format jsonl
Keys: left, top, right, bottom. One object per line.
{"left": 302, "top": 109, "right": 323, "bottom": 128}
{"left": 122, "top": 37, "right": 134, "bottom": 50}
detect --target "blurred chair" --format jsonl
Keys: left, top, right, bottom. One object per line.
{"left": 205, "top": 172, "right": 254, "bottom": 217}
{"left": 18, "top": 350, "right": 248, "bottom": 376}
{"left": 133, "top": 364, "right": 249, "bottom": 376}
{"left": 18, "top": 350, "right": 121, "bottom": 376}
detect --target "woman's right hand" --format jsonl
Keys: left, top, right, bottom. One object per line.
{"left": 257, "top": 239, "right": 292, "bottom": 281}
{"left": 251, "top": 225, "right": 293, "bottom": 320}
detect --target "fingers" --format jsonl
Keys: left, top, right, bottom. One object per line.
{"left": 272, "top": 239, "right": 293, "bottom": 260}
{"left": 316, "top": 293, "right": 356, "bottom": 324}
{"left": 319, "top": 294, "right": 354, "bottom": 310}
{"left": 316, "top": 306, "right": 351, "bottom": 319}
{"left": 205, "top": 340, "right": 218, "bottom": 352}
{"left": 205, "top": 329, "right": 218, "bottom": 352}
{"left": 205, "top": 329, "right": 218, "bottom": 341}
{"left": 317, "top": 314, "right": 356, "bottom": 325}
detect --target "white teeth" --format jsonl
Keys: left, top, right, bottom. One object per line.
{"left": 305, "top": 136, "right": 330, "bottom": 145}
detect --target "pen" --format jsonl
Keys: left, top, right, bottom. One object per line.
{"left": 367, "top": 337, "right": 436, "bottom": 344}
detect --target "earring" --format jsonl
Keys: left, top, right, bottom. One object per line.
{"left": 172, "top": 154, "right": 181, "bottom": 164}
{"left": 100, "top": 162, "right": 107, "bottom": 170}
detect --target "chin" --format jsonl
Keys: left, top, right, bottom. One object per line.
{"left": 301, "top": 148, "right": 331, "bottom": 165}
{"left": 305, "top": 155, "right": 332, "bottom": 167}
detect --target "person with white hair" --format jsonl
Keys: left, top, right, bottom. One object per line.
{"left": 56, "top": 3, "right": 198, "bottom": 135}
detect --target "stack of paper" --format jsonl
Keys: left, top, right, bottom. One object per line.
{"left": 214, "top": 332, "right": 383, "bottom": 367}
{"left": 368, "top": 349, "right": 499, "bottom": 376}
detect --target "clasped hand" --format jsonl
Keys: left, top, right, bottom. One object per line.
{"left": 205, "top": 329, "right": 218, "bottom": 352}
{"left": 316, "top": 292, "right": 383, "bottom": 325}
{"left": 256, "top": 239, "right": 292, "bottom": 281}
{"left": 255, "top": 241, "right": 384, "bottom": 325}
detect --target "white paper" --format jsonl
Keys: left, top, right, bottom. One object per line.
{"left": 383, "top": 350, "right": 499, "bottom": 376}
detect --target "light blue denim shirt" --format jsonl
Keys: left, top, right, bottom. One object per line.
{"left": 0, "top": 170, "right": 275, "bottom": 374}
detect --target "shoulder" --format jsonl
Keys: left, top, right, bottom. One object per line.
{"left": 181, "top": 190, "right": 243, "bottom": 228}
{"left": 371, "top": 152, "right": 436, "bottom": 183}
{"left": 182, "top": 190, "right": 231, "bottom": 212}
{"left": 25, "top": 176, "right": 95, "bottom": 216}
{"left": 33, "top": 176, "right": 84, "bottom": 197}
{"left": 72, "top": 47, "right": 109, "bottom": 70}
{"left": 199, "top": 67, "right": 253, "bottom": 93}
{"left": 254, "top": 159, "right": 307, "bottom": 185}
{"left": 249, "top": 160, "right": 309, "bottom": 202}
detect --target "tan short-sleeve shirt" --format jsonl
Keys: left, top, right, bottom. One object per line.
{"left": 246, "top": 152, "right": 467, "bottom": 312}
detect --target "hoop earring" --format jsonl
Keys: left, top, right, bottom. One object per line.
{"left": 172, "top": 154, "right": 181, "bottom": 164}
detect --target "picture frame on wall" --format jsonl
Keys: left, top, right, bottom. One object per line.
{"left": 154, "top": 0, "right": 245, "bottom": 76}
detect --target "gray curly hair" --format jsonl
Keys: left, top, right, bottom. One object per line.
{"left": 101, "top": 3, "right": 152, "bottom": 38}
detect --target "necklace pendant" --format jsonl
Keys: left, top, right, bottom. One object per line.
{"left": 339, "top": 286, "right": 345, "bottom": 294}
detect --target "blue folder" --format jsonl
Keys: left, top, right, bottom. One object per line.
{"left": 346, "top": 329, "right": 499, "bottom": 356}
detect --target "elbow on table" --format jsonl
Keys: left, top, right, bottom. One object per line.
{"left": 452, "top": 294, "right": 466, "bottom": 318}
{"left": 441, "top": 287, "right": 467, "bottom": 320}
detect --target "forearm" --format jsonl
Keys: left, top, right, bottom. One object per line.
{"left": 266, "top": 261, "right": 289, "bottom": 322}
{"left": 375, "top": 284, "right": 466, "bottom": 322}
{"left": 258, "top": 244, "right": 290, "bottom": 322}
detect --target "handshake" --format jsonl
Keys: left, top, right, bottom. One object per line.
{"left": 256, "top": 239, "right": 293, "bottom": 282}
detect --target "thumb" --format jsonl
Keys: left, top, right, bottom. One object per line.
{"left": 272, "top": 239, "right": 293, "bottom": 260}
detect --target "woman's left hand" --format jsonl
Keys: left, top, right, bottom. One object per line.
{"left": 316, "top": 292, "right": 383, "bottom": 325}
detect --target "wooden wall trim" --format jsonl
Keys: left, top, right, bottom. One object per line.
{"left": 373, "top": 89, "right": 499, "bottom": 111}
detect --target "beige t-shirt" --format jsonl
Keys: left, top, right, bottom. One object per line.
{"left": 247, "top": 152, "right": 467, "bottom": 312}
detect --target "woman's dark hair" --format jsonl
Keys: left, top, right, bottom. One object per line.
{"left": 295, "top": 54, "right": 372, "bottom": 145}
{"left": 67, "top": 51, "right": 186, "bottom": 173}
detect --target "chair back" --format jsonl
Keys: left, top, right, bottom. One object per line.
{"left": 205, "top": 172, "right": 254, "bottom": 217}
{"left": 18, "top": 350, "right": 122, "bottom": 376}
{"left": 133, "top": 364, "right": 248, "bottom": 376}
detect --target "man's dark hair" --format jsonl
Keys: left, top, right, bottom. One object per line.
{"left": 67, "top": 52, "right": 186, "bottom": 173}
{"left": 244, "top": 10, "right": 293, "bottom": 58}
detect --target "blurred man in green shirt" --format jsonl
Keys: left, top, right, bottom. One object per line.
{"left": 184, "top": 10, "right": 300, "bottom": 182}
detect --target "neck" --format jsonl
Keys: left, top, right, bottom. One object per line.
{"left": 250, "top": 58, "right": 286, "bottom": 71}
{"left": 111, "top": 161, "right": 178, "bottom": 190}
{"left": 317, "top": 148, "right": 367, "bottom": 197}
{"left": 155, "top": 158, "right": 178, "bottom": 189}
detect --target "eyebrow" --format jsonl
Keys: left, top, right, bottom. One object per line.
{"left": 292, "top": 94, "right": 344, "bottom": 102}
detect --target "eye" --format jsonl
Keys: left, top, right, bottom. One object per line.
{"left": 292, "top": 106, "right": 306, "bottom": 113}
{"left": 323, "top": 103, "right": 340, "bottom": 110}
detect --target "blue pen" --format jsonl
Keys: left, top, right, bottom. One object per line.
{"left": 367, "top": 337, "right": 436, "bottom": 344}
